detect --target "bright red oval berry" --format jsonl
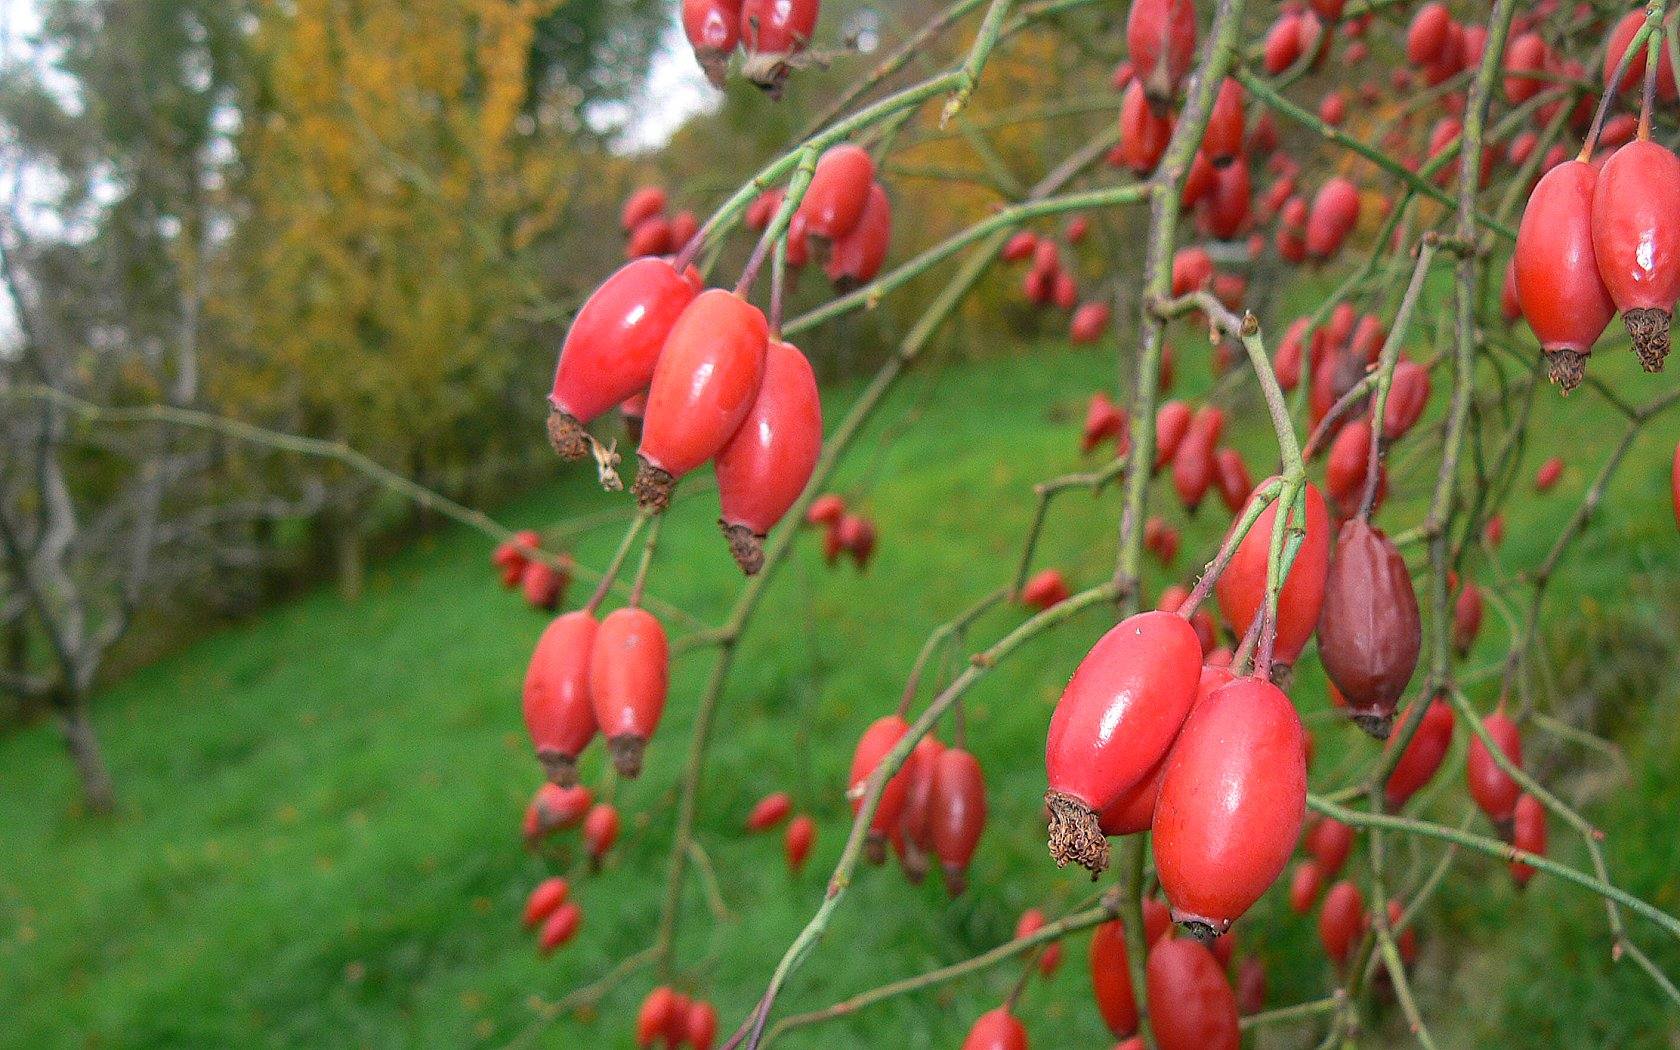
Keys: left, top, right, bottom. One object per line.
{"left": 1098, "top": 664, "right": 1232, "bottom": 836}
{"left": 1002, "top": 231, "right": 1038, "bottom": 262}
{"left": 850, "top": 715, "right": 915, "bottom": 863}
{"left": 682, "top": 0, "right": 739, "bottom": 86}
{"left": 1071, "top": 301, "right": 1113, "bottom": 344}
{"left": 1045, "top": 611, "right": 1204, "bottom": 875}
{"left": 1515, "top": 160, "right": 1615, "bottom": 391}
{"left": 537, "top": 901, "right": 581, "bottom": 954}
{"left": 1126, "top": 0, "right": 1197, "bottom": 103}
{"left": 1406, "top": 3, "right": 1451, "bottom": 65}
{"left": 825, "top": 182, "right": 891, "bottom": 287}
{"left": 1262, "top": 14, "right": 1304, "bottom": 75}
{"left": 1214, "top": 480, "right": 1331, "bottom": 668}
{"left": 521, "top": 559, "right": 568, "bottom": 612}
{"left": 1288, "top": 860, "right": 1321, "bottom": 914}
{"left": 897, "top": 735, "right": 946, "bottom": 880}
{"left": 1453, "top": 578, "right": 1483, "bottom": 655}
{"left": 1604, "top": 10, "right": 1678, "bottom": 98}
{"left": 636, "top": 290, "right": 769, "bottom": 510}
{"left": 1535, "top": 455, "right": 1563, "bottom": 492}
{"left": 1213, "top": 447, "right": 1252, "bottom": 515}
{"left": 962, "top": 1006, "right": 1028, "bottom": 1050}
{"left": 549, "top": 259, "right": 700, "bottom": 457}
{"left": 715, "top": 339, "right": 823, "bottom": 574}
{"left": 1090, "top": 918, "right": 1139, "bottom": 1038}
{"left": 1153, "top": 676, "right": 1307, "bottom": 937}
{"left": 523, "top": 610, "right": 598, "bottom": 785}
{"left": 1203, "top": 79, "right": 1245, "bottom": 165}
{"left": 588, "top": 607, "right": 669, "bottom": 778}
{"left": 583, "top": 802, "right": 619, "bottom": 861}
{"left": 1119, "top": 81, "right": 1174, "bottom": 175}
{"left": 739, "top": 0, "right": 819, "bottom": 94}
{"left": 1503, "top": 30, "right": 1546, "bottom": 103}
{"left": 621, "top": 186, "right": 667, "bottom": 232}
{"left": 522, "top": 877, "right": 570, "bottom": 928}
{"left": 1305, "top": 177, "right": 1359, "bottom": 260}
{"left": 1021, "top": 568, "right": 1071, "bottom": 610}
{"left": 1171, "top": 406, "right": 1224, "bottom": 513}
{"left": 785, "top": 814, "right": 816, "bottom": 872}
{"left": 929, "top": 747, "right": 986, "bottom": 896}
{"left": 1318, "top": 880, "right": 1364, "bottom": 967}
{"left": 1305, "top": 816, "right": 1354, "bottom": 878}
{"left": 524, "top": 781, "right": 593, "bottom": 841}
{"left": 1510, "top": 793, "right": 1547, "bottom": 887}
{"left": 746, "top": 791, "right": 793, "bottom": 832}
{"left": 1467, "top": 708, "right": 1524, "bottom": 831}
{"left": 1382, "top": 359, "right": 1431, "bottom": 440}
{"left": 798, "top": 144, "right": 875, "bottom": 240}
{"left": 1154, "top": 400, "right": 1192, "bottom": 473}
{"left": 686, "top": 1000, "right": 719, "bottom": 1050}
{"left": 1592, "top": 139, "right": 1680, "bottom": 370}
{"left": 636, "top": 987, "right": 676, "bottom": 1049}
{"left": 1383, "top": 698, "right": 1454, "bottom": 809}
{"left": 1146, "top": 937, "right": 1239, "bottom": 1050}
{"left": 1318, "top": 518, "right": 1421, "bottom": 738}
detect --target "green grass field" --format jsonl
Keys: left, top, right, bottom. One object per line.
{"left": 3, "top": 335, "right": 1679, "bottom": 1049}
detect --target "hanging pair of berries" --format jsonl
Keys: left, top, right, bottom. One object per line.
{"left": 796, "top": 145, "right": 893, "bottom": 289}
{"left": 682, "top": 0, "right": 819, "bottom": 95}
{"left": 492, "top": 530, "right": 542, "bottom": 588}
{"left": 1126, "top": 0, "right": 1197, "bottom": 104}
{"left": 621, "top": 186, "right": 697, "bottom": 261}
{"left": 636, "top": 986, "right": 719, "bottom": 1050}
{"left": 809, "top": 495, "right": 876, "bottom": 571}
{"left": 1467, "top": 705, "right": 1524, "bottom": 837}
{"left": 523, "top": 606, "right": 667, "bottom": 782}
{"left": 1015, "top": 908, "right": 1063, "bottom": 977}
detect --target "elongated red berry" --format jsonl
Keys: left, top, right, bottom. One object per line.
{"left": 1305, "top": 178, "right": 1359, "bottom": 260}
{"left": 1021, "top": 568, "right": 1071, "bottom": 611}
{"left": 1510, "top": 793, "right": 1547, "bottom": 887}
{"left": 538, "top": 901, "right": 581, "bottom": 954}
{"left": 1203, "top": 79, "right": 1245, "bottom": 165}
{"left": 1318, "top": 880, "right": 1364, "bottom": 967}
{"left": 1515, "top": 160, "right": 1615, "bottom": 390}
{"left": 636, "top": 987, "right": 676, "bottom": 1049}
{"left": 1002, "top": 231, "right": 1038, "bottom": 261}
{"left": 1305, "top": 816, "right": 1353, "bottom": 878}
{"left": 524, "top": 611, "right": 598, "bottom": 785}
{"left": 1071, "top": 301, "right": 1113, "bottom": 344}
{"left": 1153, "top": 400, "right": 1192, "bottom": 472}
{"left": 1127, "top": 0, "right": 1197, "bottom": 103}
{"left": 1213, "top": 448, "right": 1251, "bottom": 515}
{"left": 740, "top": 0, "right": 819, "bottom": 95}
{"left": 1098, "top": 664, "right": 1232, "bottom": 836}
{"left": 549, "top": 259, "right": 700, "bottom": 459}
{"left": 1318, "top": 519, "right": 1420, "bottom": 738}
{"left": 1383, "top": 697, "right": 1454, "bottom": 809}
{"left": 1288, "top": 860, "right": 1321, "bottom": 914}
{"left": 930, "top": 747, "right": 987, "bottom": 895}
{"left": 524, "top": 781, "right": 593, "bottom": 841}
{"left": 683, "top": 0, "right": 739, "bottom": 86}
{"left": 746, "top": 791, "right": 793, "bottom": 832}
{"left": 1236, "top": 955, "right": 1266, "bottom": 1016}
{"left": 622, "top": 187, "right": 667, "bottom": 232}
{"left": 1452, "top": 579, "right": 1483, "bottom": 655}
{"left": 963, "top": 1006, "right": 1028, "bottom": 1050}
{"left": 1406, "top": 3, "right": 1450, "bottom": 65}
{"left": 1045, "top": 611, "right": 1203, "bottom": 875}
{"left": 715, "top": 339, "right": 822, "bottom": 573}
{"left": 850, "top": 716, "right": 915, "bottom": 863}
{"left": 589, "top": 607, "right": 669, "bottom": 778}
{"left": 1146, "top": 938, "right": 1239, "bottom": 1050}
{"left": 785, "top": 813, "right": 815, "bottom": 872}
{"left": 1535, "top": 456, "right": 1563, "bottom": 492}
{"left": 1604, "top": 10, "right": 1678, "bottom": 98}
{"left": 664, "top": 993, "right": 690, "bottom": 1047}
{"left": 1382, "top": 359, "right": 1431, "bottom": 439}
{"left": 1090, "top": 918, "right": 1139, "bottom": 1038}
{"left": 1017, "top": 908, "right": 1062, "bottom": 976}
{"left": 686, "top": 1000, "right": 718, "bottom": 1050}
{"left": 1153, "top": 676, "right": 1306, "bottom": 937}
{"left": 1171, "top": 406, "right": 1224, "bottom": 513}
{"left": 521, "top": 560, "right": 568, "bottom": 612}
{"left": 1082, "top": 392, "right": 1125, "bottom": 454}
{"left": 799, "top": 144, "right": 875, "bottom": 240}
{"left": 635, "top": 290, "right": 769, "bottom": 511}
{"left": 583, "top": 802, "right": 619, "bottom": 862}
{"left": 825, "top": 182, "right": 891, "bottom": 287}
{"left": 1119, "top": 81, "right": 1173, "bottom": 174}
{"left": 522, "top": 877, "right": 570, "bottom": 928}
{"left": 1467, "top": 707, "right": 1523, "bottom": 834}
{"left": 896, "top": 735, "right": 944, "bottom": 883}
{"left": 1592, "top": 138, "right": 1680, "bottom": 370}
{"left": 1214, "top": 480, "right": 1330, "bottom": 669}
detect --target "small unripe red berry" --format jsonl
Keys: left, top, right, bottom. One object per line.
{"left": 785, "top": 814, "right": 816, "bottom": 872}
{"left": 537, "top": 902, "right": 581, "bottom": 954}
{"left": 746, "top": 791, "right": 793, "bottom": 832}
{"left": 1317, "top": 880, "right": 1364, "bottom": 967}
{"left": 522, "top": 877, "right": 570, "bottom": 928}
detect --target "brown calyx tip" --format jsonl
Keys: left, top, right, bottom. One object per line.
{"left": 1349, "top": 708, "right": 1395, "bottom": 741}
{"left": 1268, "top": 661, "right": 1295, "bottom": 690}
{"left": 1492, "top": 815, "right": 1516, "bottom": 844}
{"left": 696, "top": 49, "right": 730, "bottom": 90}
{"left": 1544, "top": 348, "right": 1586, "bottom": 393}
{"left": 941, "top": 863, "right": 968, "bottom": 898}
{"left": 547, "top": 407, "right": 591, "bottom": 461}
{"left": 720, "top": 521, "right": 765, "bottom": 575}
{"left": 538, "top": 749, "right": 579, "bottom": 788}
{"left": 864, "top": 833, "right": 888, "bottom": 866}
{"left": 631, "top": 457, "right": 674, "bottom": 514}
{"left": 1624, "top": 307, "right": 1671, "bottom": 372}
{"left": 741, "top": 53, "right": 792, "bottom": 99}
{"left": 1045, "top": 790, "right": 1109, "bottom": 878}
{"left": 899, "top": 844, "right": 929, "bottom": 885}
{"left": 607, "top": 734, "right": 646, "bottom": 779}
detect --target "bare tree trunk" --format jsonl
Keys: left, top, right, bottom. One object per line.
{"left": 57, "top": 697, "right": 116, "bottom": 815}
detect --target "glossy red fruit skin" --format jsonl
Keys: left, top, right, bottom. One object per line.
{"left": 1146, "top": 938, "right": 1239, "bottom": 1050}
{"left": 825, "top": 182, "right": 891, "bottom": 286}
{"left": 747, "top": 791, "right": 793, "bottom": 831}
{"left": 898, "top": 735, "right": 945, "bottom": 871}
{"left": 784, "top": 814, "right": 816, "bottom": 872}
{"left": 739, "top": 0, "right": 818, "bottom": 92}
{"left": 1593, "top": 139, "right": 1680, "bottom": 369}
{"left": 550, "top": 261, "right": 701, "bottom": 438}
{"left": 637, "top": 290, "right": 768, "bottom": 499}
{"left": 1213, "top": 448, "right": 1252, "bottom": 515}
{"left": 1383, "top": 698, "right": 1454, "bottom": 809}
{"left": 1090, "top": 919, "right": 1139, "bottom": 1037}
{"left": 1605, "top": 9, "right": 1678, "bottom": 99}
{"left": 799, "top": 144, "right": 875, "bottom": 239}
{"left": 637, "top": 987, "right": 676, "bottom": 1049}
{"left": 1406, "top": 3, "right": 1450, "bottom": 65}
{"left": 1318, "top": 880, "right": 1364, "bottom": 967}
{"left": 1021, "top": 568, "right": 1071, "bottom": 610}
{"left": 538, "top": 902, "right": 581, "bottom": 954}
{"left": 1382, "top": 359, "right": 1431, "bottom": 440}
{"left": 1510, "top": 793, "right": 1547, "bottom": 887}
{"left": 962, "top": 1007, "right": 1028, "bottom": 1050}
{"left": 1045, "top": 612, "right": 1203, "bottom": 873}
{"left": 715, "top": 339, "right": 822, "bottom": 571}
{"left": 1119, "top": 81, "right": 1174, "bottom": 175}
{"left": 1016, "top": 908, "right": 1062, "bottom": 975}
{"left": 1467, "top": 709, "right": 1523, "bottom": 830}
{"left": 1153, "top": 401, "right": 1192, "bottom": 473}
{"left": 522, "top": 877, "right": 570, "bottom": 928}
{"left": 1203, "top": 79, "right": 1245, "bottom": 165}
{"left": 583, "top": 802, "right": 619, "bottom": 860}
{"left": 1515, "top": 160, "right": 1616, "bottom": 389}
{"left": 621, "top": 186, "right": 667, "bottom": 232}
{"left": 686, "top": 1000, "right": 719, "bottom": 1050}
{"left": 682, "top": 0, "right": 739, "bottom": 86}
{"left": 523, "top": 611, "right": 599, "bottom": 785}
{"left": 1214, "top": 480, "right": 1330, "bottom": 667}
{"left": 1318, "top": 519, "right": 1421, "bottom": 737}
{"left": 850, "top": 716, "right": 915, "bottom": 861}
{"left": 1288, "top": 860, "right": 1322, "bottom": 914}
{"left": 1154, "top": 676, "right": 1306, "bottom": 936}
{"left": 929, "top": 747, "right": 986, "bottom": 894}
{"left": 1127, "top": 0, "right": 1197, "bottom": 102}
{"left": 1306, "top": 817, "right": 1354, "bottom": 878}
{"left": 1098, "top": 664, "right": 1232, "bottom": 836}
{"left": 1305, "top": 177, "right": 1359, "bottom": 260}
{"left": 588, "top": 607, "right": 669, "bottom": 778}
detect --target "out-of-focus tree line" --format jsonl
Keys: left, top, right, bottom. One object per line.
{"left": 0, "top": 0, "right": 1118, "bottom": 808}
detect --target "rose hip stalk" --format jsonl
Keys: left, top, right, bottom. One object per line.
{"left": 523, "top": 610, "right": 598, "bottom": 785}
{"left": 1044, "top": 611, "right": 1203, "bottom": 875}
{"left": 1514, "top": 160, "right": 1615, "bottom": 391}
{"left": 1592, "top": 137, "right": 1680, "bottom": 371}
{"left": 588, "top": 607, "right": 669, "bottom": 778}
{"left": 714, "top": 339, "right": 822, "bottom": 574}
{"left": 549, "top": 259, "right": 700, "bottom": 460}
{"left": 1153, "top": 676, "right": 1307, "bottom": 938}
{"left": 929, "top": 746, "right": 987, "bottom": 895}
{"left": 634, "top": 289, "right": 769, "bottom": 512}
{"left": 849, "top": 715, "right": 915, "bottom": 864}
{"left": 1317, "top": 518, "right": 1421, "bottom": 738}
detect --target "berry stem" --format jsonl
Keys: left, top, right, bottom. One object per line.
{"left": 586, "top": 513, "right": 650, "bottom": 615}
{"left": 1359, "top": 237, "right": 1439, "bottom": 521}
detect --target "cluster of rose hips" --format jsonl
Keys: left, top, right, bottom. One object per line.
{"left": 997, "top": 218, "right": 1116, "bottom": 344}
{"left": 804, "top": 492, "right": 877, "bottom": 570}
{"left": 491, "top": 530, "right": 574, "bottom": 612}
{"left": 747, "top": 144, "right": 893, "bottom": 290}
{"left": 519, "top": 784, "right": 620, "bottom": 955}
{"left": 622, "top": 186, "right": 700, "bottom": 262}
{"left": 681, "top": 0, "right": 820, "bottom": 95}
{"left": 634, "top": 986, "right": 720, "bottom": 1050}
{"left": 746, "top": 790, "right": 818, "bottom": 874}
{"left": 845, "top": 714, "right": 989, "bottom": 894}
